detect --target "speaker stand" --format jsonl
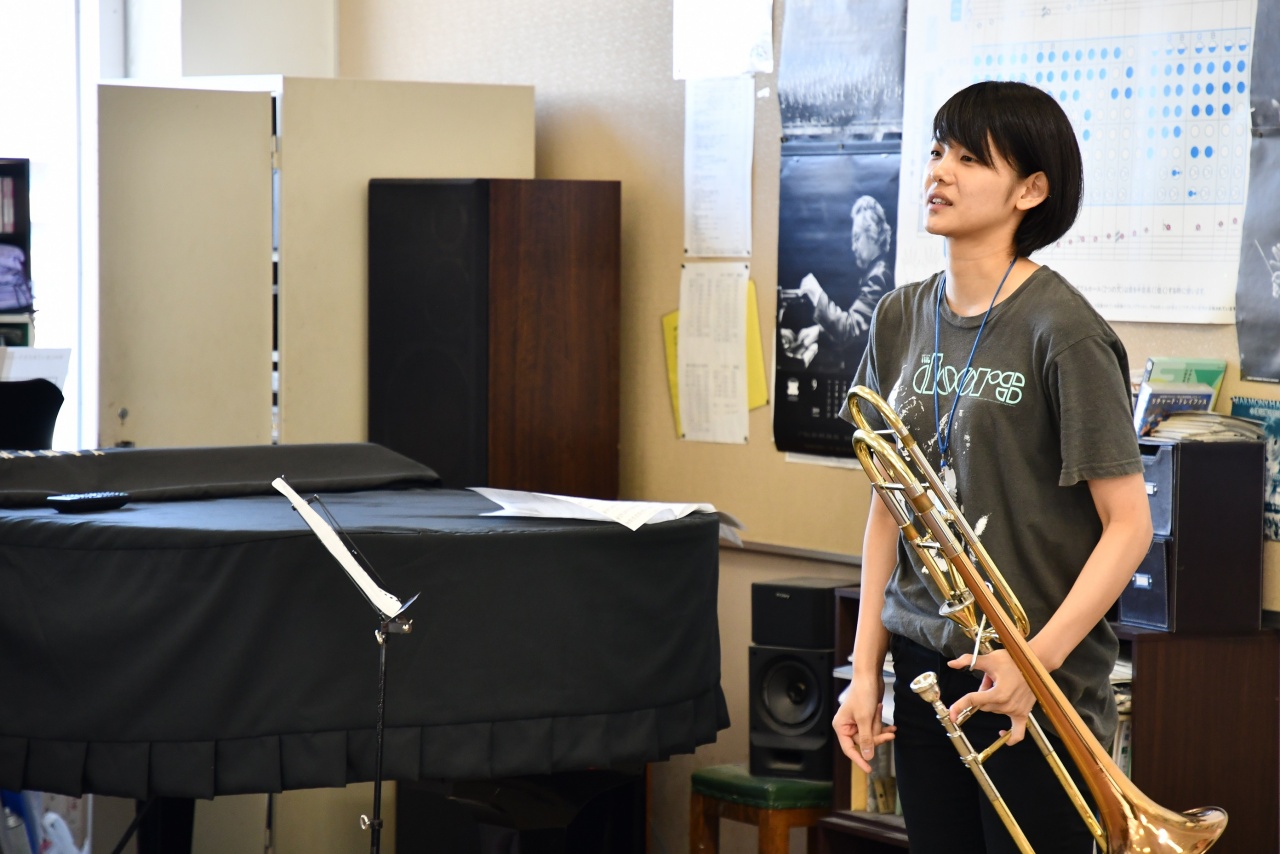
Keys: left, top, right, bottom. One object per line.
{"left": 361, "top": 615, "right": 413, "bottom": 854}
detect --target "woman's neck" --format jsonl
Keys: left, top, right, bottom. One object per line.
{"left": 942, "top": 240, "right": 1034, "bottom": 316}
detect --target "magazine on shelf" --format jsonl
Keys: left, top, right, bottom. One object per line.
{"left": 1141, "top": 357, "right": 1227, "bottom": 407}
{"left": 1132, "top": 381, "right": 1214, "bottom": 437}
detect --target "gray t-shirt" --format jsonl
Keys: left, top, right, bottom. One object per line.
{"left": 844, "top": 265, "right": 1143, "bottom": 745}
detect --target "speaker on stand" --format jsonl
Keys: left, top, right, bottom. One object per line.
{"left": 748, "top": 577, "right": 847, "bottom": 780}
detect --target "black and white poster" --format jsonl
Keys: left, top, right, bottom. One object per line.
{"left": 773, "top": 0, "right": 906, "bottom": 456}
{"left": 773, "top": 145, "right": 899, "bottom": 456}
{"left": 777, "top": 0, "right": 906, "bottom": 140}
{"left": 1237, "top": 0, "right": 1280, "bottom": 382}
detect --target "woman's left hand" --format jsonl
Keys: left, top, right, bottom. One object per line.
{"left": 946, "top": 649, "right": 1036, "bottom": 744}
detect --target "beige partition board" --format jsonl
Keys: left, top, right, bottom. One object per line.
{"left": 98, "top": 84, "right": 274, "bottom": 448}
{"left": 275, "top": 77, "right": 535, "bottom": 444}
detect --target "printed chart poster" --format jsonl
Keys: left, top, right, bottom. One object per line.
{"left": 897, "top": 0, "right": 1260, "bottom": 324}
{"left": 778, "top": 0, "right": 907, "bottom": 139}
{"left": 1236, "top": 0, "right": 1280, "bottom": 381}
{"left": 774, "top": 144, "right": 899, "bottom": 456}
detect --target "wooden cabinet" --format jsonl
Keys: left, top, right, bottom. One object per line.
{"left": 817, "top": 588, "right": 1280, "bottom": 854}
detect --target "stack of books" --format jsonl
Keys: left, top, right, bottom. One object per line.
{"left": 1147, "top": 411, "right": 1265, "bottom": 442}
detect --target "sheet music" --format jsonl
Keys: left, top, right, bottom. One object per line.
{"left": 0, "top": 347, "right": 71, "bottom": 390}
{"left": 471, "top": 487, "right": 743, "bottom": 543}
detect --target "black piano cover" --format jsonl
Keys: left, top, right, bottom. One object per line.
{"left": 0, "top": 445, "right": 727, "bottom": 799}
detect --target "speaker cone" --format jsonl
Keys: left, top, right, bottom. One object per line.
{"left": 758, "top": 656, "right": 822, "bottom": 734}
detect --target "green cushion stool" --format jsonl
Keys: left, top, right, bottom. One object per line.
{"left": 690, "top": 764, "right": 832, "bottom": 853}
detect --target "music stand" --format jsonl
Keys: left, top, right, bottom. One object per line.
{"left": 272, "top": 477, "right": 419, "bottom": 854}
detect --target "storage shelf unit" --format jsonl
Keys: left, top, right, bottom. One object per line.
{"left": 0, "top": 157, "right": 33, "bottom": 345}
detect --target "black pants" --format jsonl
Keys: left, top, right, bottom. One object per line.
{"left": 890, "top": 635, "right": 1098, "bottom": 854}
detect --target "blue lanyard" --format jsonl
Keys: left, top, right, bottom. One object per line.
{"left": 932, "top": 257, "right": 1018, "bottom": 473}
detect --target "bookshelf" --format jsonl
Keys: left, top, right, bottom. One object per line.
{"left": 0, "top": 157, "right": 33, "bottom": 345}
{"left": 817, "top": 589, "right": 1280, "bottom": 854}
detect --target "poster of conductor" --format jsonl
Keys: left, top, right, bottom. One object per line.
{"left": 773, "top": 144, "right": 900, "bottom": 456}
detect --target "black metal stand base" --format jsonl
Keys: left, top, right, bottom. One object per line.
{"left": 364, "top": 615, "right": 413, "bottom": 854}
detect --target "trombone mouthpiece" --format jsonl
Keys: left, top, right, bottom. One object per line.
{"left": 911, "top": 671, "right": 941, "bottom": 703}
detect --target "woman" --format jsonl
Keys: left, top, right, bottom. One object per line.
{"left": 831, "top": 81, "right": 1153, "bottom": 853}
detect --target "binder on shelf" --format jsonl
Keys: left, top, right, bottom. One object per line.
{"left": 1141, "top": 357, "right": 1227, "bottom": 407}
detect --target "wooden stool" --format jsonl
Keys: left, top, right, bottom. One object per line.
{"left": 690, "top": 764, "right": 832, "bottom": 853}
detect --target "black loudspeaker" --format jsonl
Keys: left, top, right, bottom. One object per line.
{"left": 752, "top": 576, "right": 844, "bottom": 650}
{"left": 368, "top": 178, "right": 621, "bottom": 498}
{"left": 749, "top": 645, "right": 835, "bottom": 780}
{"left": 748, "top": 577, "right": 845, "bottom": 780}
{"left": 369, "top": 179, "right": 491, "bottom": 490}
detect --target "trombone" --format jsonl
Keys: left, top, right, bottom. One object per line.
{"left": 847, "top": 385, "right": 1227, "bottom": 854}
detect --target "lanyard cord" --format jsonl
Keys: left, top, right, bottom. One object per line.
{"left": 932, "top": 256, "right": 1018, "bottom": 472}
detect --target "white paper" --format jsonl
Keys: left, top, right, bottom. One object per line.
{"left": 897, "top": 0, "right": 1258, "bottom": 323}
{"left": 0, "top": 347, "right": 71, "bottom": 390}
{"left": 678, "top": 262, "right": 750, "bottom": 444}
{"left": 470, "top": 487, "right": 743, "bottom": 544}
{"left": 673, "top": 0, "right": 774, "bottom": 80}
{"left": 684, "top": 76, "right": 755, "bottom": 258}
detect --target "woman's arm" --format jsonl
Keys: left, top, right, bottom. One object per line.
{"left": 832, "top": 492, "right": 900, "bottom": 772}
{"left": 1031, "top": 472, "right": 1153, "bottom": 668}
{"left": 947, "top": 472, "right": 1152, "bottom": 742}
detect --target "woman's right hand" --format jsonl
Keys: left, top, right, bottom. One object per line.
{"left": 832, "top": 675, "right": 896, "bottom": 773}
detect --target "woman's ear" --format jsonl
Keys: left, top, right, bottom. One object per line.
{"left": 1015, "top": 171, "right": 1050, "bottom": 211}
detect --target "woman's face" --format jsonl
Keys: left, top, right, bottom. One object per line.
{"left": 850, "top": 212, "right": 884, "bottom": 268}
{"left": 923, "top": 137, "right": 1027, "bottom": 245}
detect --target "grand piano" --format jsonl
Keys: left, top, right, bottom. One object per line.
{"left": 0, "top": 444, "right": 728, "bottom": 812}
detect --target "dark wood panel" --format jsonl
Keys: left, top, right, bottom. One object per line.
{"left": 1131, "top": 631, "right": 1279, "bottom": 854}
{"left": 487, "top": 179, "right": 620, "bottom": 498}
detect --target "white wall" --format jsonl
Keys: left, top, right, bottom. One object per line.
{"left": 182, "top": 0, "right": 336, "bottom": 77}
{"left": 126, "top": 0, "right": 335, "bottom": 78}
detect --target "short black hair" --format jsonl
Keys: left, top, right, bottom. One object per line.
{"left": 932, "top": 81, "right": 1083, "bottom": 256}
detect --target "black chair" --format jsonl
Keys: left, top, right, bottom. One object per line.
{"left": 0, "top": 378, "right": 64, "bottom": 450}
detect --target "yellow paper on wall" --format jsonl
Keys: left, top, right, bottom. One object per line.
{"left": 744, "top": 279, "right": 769, "bottom": 410}
{"left": 662, "top": 310, "right": 683, "bottom": 436}
{"left": 663, "top": 280, "right": 769, "bottom": 438}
